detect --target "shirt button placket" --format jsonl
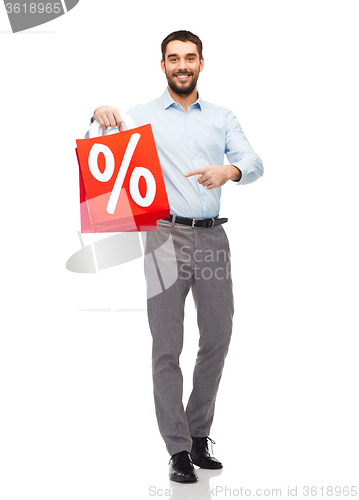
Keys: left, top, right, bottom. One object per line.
{"left": 186, "top": 112, "right": 196, "bottom": 165}
{"left": 186, "top": 110, "right": 205, "bottom": 216}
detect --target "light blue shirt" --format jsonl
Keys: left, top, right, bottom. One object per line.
{"left": 87, "top": 88, "right": 263, "bottom": 218}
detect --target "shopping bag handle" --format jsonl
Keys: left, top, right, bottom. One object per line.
{"left": 89, "top": 114, "right": 136, "bottom": 138}
{"left": 88, "top": 120, "right": 107, "bottom": 138}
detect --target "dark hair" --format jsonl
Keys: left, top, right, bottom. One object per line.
{"left": 161, "top": 30, "right": 203, "bottom": 61}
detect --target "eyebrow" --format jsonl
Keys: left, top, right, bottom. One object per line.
{"left": 166, "top": 53, "right": 198, "bottom": 58}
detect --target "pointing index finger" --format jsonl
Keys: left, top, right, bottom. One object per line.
{"left": 185, "top": 168, "right": 206, "bottom": 177}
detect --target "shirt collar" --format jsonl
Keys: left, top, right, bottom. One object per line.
{"left": 162, "top": 87, "right": 202, "bottom": 110}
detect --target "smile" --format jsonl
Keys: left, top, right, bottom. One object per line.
{"left": 175, "top": 74, "right": 191, "bottom": 80}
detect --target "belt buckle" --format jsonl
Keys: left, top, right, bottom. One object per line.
{"left": 192, "top": 218, "right": 199, "bottom": 228}
{"left": 191, "top": 218, "right": 215, "bottom": 228}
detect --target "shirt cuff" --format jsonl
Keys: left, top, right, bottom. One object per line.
{"left": 231, "top": 155, "right": 264, "bottom": 186}
{"left": 231, "top": 162, "right": 247, "bottom": 185}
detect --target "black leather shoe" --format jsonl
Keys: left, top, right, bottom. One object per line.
{"left": 191, "top": 436, "right": 223, "bottom": 469}
{"left": 169, "top": 451, "right": 198, "bottom": 483}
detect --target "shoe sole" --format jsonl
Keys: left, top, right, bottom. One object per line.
{"left": 191, "top": 460, "right": 223, "bottom": 469}
{"left": 170, "top": 475, "right": 198, "bottom": 483}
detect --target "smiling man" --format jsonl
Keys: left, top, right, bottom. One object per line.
{"left": 90, "top": 30, "right": 263, "bottom": 483}
{"left": 163, "top": 42, "right": 203, "bottom": 98}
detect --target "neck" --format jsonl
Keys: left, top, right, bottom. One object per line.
{"left": 167, "top": 85, "right": 198, "bottom": 112}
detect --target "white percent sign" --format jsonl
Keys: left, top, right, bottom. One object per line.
{"left": 88, "top": 133, "right": 157, "bottom": 214}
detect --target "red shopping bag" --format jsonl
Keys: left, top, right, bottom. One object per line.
{"left": 76, "top": 121, "right": 170, "bottom": 232}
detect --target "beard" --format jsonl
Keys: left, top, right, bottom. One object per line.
{"left": 165, "top": 67, "right": 200, "bottom": 97}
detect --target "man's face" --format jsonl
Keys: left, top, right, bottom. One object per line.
{"left": 161, "top": 40, "right": 204, "bottom": 96}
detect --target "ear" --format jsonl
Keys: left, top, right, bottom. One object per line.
{"left": 161, "top": 59, "right": 166, "bottom": 74}
{"left": 199, "top": 57, "right": 204, "bottom": 72}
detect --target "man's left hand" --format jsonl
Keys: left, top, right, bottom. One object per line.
{"left": 184, "top": 165, "right": 242, "bottom": 189}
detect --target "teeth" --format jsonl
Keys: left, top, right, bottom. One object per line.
{"left": 177, "top": 75, "right": 190, "bottom": 79}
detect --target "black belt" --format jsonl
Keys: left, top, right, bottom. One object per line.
{"left": 162, "top": 214, "right": 228, "bottom": 228}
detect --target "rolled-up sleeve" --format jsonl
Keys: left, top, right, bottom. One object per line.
{"left": 225, "top": 110, "right": 263, "bottom": 185}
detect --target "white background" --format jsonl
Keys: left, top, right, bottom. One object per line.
{"left": 1, "top": 1, "right": 358, "bottom": 499}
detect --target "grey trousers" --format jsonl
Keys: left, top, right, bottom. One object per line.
{"left": 144, "top": 218, "right": 234, "bottom": 456}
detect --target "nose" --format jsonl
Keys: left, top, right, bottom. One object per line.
{"left": 177, "top": 59, "right": 190, "bottom": 72}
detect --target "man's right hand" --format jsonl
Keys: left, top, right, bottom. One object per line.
{"left": 93, "top": 105, "right": 124, "bottom": 131}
